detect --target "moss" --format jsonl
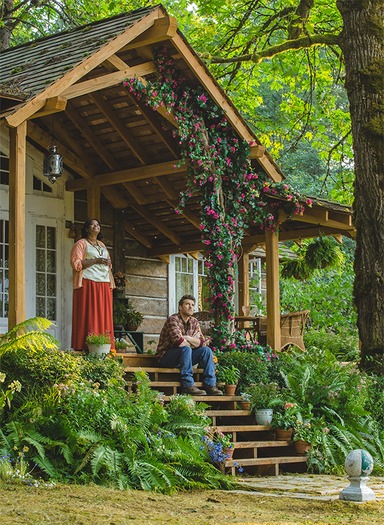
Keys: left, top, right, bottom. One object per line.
{"left": 360, "top": 59, "right": 384, "bottom": 92}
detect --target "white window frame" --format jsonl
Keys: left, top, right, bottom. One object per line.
{"left": 168, "top": 253, "right": 207, "bottom": 315}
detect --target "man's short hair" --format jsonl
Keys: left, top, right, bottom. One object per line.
{"left": 178, "top": 294, "right": 195, "bottom": 307}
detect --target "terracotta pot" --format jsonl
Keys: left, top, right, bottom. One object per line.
{"left": 294, "top": 440, "right": 311, "bottom": 455}
{"left": 224, "top": 384, "right": 237, "bottom": 395}
{"left": 241, "top": 401, "right": 251, "bottom": 410}
{"left": 224, "top": 447, "right": 234, "bottom": 460}
{"left": 275, "top": 428, "right": 293, "bottom": 441}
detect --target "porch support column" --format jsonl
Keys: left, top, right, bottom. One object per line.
{"left": 87, "top": 184, "right": 101, "bottom": 219}
{"left": 8, "top": 122, "right": 27, "bottom": 328}
{"left": 265, "top": 228, "right": 281, "bottom": 350}
{"left": 237, "top": 251, "right": 249, "bottom": 314}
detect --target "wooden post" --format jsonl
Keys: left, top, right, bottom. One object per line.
{"left": 8, "top": 122, "right": 27, "bottom": 328}
{"left": 265, "top": 228, "right": 281, "bottom": 350}
{"left": 87, "top": 184, "right": 101, "bottom": 219}
{"left": 238, "top": 251, "right": 250, "bottom": 314}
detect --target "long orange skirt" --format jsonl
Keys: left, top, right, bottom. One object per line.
{"left": 71, "top": 279, "right": 114, "bottom": 351}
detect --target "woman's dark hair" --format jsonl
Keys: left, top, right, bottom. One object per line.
{"left": 81, "top": 218, "right": 103, "bottom": 240}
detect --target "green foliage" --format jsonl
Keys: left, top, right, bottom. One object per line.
{"left": 0, "top": 321, "right": 231, "bottom": 491}
{"left": 280, "top": 242, "right": 356, "bottom": 332}
{"left": 304, "top": 329, "right": 359, "bottom": 362}
{"left": 216, "top": 365, "right": 240, "bottom": 385}
{"left": 244, "top": 382, "right": 281, "bottom": 411}
{"left": 85, "top": 332, "right": 111, "bottom": 345}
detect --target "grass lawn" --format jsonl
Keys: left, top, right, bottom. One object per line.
{"left": 1, "top": 482, "right": 383, "bottom": 525}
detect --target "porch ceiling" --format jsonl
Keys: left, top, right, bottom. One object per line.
{"left": 1, "top": 7, "right": 355, "bottom": 257}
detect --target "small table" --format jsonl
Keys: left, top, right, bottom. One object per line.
{"left": 114, "top": 330, "right": 144, "bottom": 353}
{"left": 234, "top": 315, "right": 267, "bottom": 344}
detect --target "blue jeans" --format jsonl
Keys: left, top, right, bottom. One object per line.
{"left": 159, "top": 345, "right": 216, "bottom": 388}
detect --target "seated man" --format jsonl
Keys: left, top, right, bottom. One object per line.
{"left": 156, "top": 294, "right": 223, "bottom": 396}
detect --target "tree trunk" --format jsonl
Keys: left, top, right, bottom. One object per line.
{"left": 0, "top": 0, "right": 15, "bottom": 51}
{"left": 337, "top": 0, "right": 384, "bottom": 367}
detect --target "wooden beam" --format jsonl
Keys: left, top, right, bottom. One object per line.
{"left": 27, "top": 121, "right": 94, "bottom": 179}
{"left": 149, "top": 239, "right": 203, "bottom": 257}
{"left": 242, "top": 225, "right": 354, "bottom": 249}
{"left": 65, "top": 104, "right": 120, "bottom": 171}
{"left": 87, "top": 185, "right": 101, "bottom": 219}
{"left": 90, "top": 92, "right": 150, "bottom": 165}
{"left": 101, "top": 186, "right": 129, "bottom": 209}
{"left": 265, "top": 229, "right": 281, "bottom": 351}
{"left": 157, "top": 255, "right": 170, "bottom": 264}
{"left": 189, "top": 252, "right": 200, "bottom": 260}
{"left": 66, "top": 160, "right": 187, "bottom": 191}
{"left": 166, "top": 200, "right": 201, "bottom": 230}
{"left": 123, "top": 16, "right": 178, "bottom": 49}
{"left": 6, "top": 8, "right": 163, "bottom": 127}
{"left": 8, "top": 122, "right": 27, "bottom": 327}
{"left": 249, "top": 144, "right": 266, "bottom": 158}
{"left": 130, "top": 203, "right": 182, "bottom": 245}
{"left": 61, "top": 62, "right": 157, "bottom": 99}
{"left": 171, "top": 33, "right": 283, "bottom": 183}
{"left": 124, "top": 218, "right": 153, "bottom": 249}
{"left": 30, "top": 96, "right": 67, "bottom": 119}
{"left": 122, "top": 182, "right": 149, "bottom": 205}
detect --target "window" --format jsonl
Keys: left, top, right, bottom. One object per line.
{"left": 249, "top": 257, "right": 266, "bottom": 314}
{"left": 36, "top": 225, "right": 57, "bottom": 320}
{"left": 33, "top": 175, "right": 53, "bottom": 194}
{"left": 170, "top": 254, "right": 209, "bottom": 313}
{"left": 0, "top": 151, "right": 9, "bottom": 186}
{"left": 0, "top": 220, "right": 9, "bottom": 318}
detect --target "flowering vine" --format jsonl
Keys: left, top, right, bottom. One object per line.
{"left": 124, "top": 47, "right": 308, "bottom": 351}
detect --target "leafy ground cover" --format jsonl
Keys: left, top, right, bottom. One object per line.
{"left": 1, "top": 481, "right": 383, "bottom": 525}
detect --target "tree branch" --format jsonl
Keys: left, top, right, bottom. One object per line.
{"left": 205, "top": 33, "right": 340, "bottom": 64}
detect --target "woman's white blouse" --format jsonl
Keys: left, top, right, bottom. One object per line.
{"left": 82, "top": 242, "right": 110, "bottom": 282}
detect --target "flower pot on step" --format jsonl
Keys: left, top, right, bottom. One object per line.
{"left": 88, "top": 343, "right": 111, "bottom": 356}
{"left": 275, "top": 428, "right": 293, "bottom": 441}
{"left": 224, "top": 384, "right": 237, "bottom": 395}
{"left": 255, "top": 408, "right": 273, "bottom": 425}
{"left": 224, "top": 447, "right": 234, "bottom": 460}
{"left": 294, "top": 440, "right": 311, "bottom": 455}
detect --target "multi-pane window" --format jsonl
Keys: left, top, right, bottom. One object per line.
{"left": 0, "top": 220, "right": 9, "bottom": 318}
{"left": 0, "top": 151, "right": 9, "bottom": 185}
{"left": 36, "top": 225, "right": 57, "bottom": 320}
{"left": 173, "top": 254, "right": 209, "bottom": 311}
{"left": 33, "top": 175, "right": 53, "bottom": 193}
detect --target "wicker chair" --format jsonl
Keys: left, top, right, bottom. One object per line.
{"left": 193, "top": 311, "right": 214, "bottom": 336}
{"left": 243, "top": 310, "right": 310, "bottom": 351}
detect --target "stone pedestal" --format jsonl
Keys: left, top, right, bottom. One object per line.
{"left": 340, "top": 476, "right": 376, "bottom": 502}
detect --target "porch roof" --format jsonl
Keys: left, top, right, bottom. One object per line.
{"left": 0, "top": 5, "right": 355, "bottom": 257}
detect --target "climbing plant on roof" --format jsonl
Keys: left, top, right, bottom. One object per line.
{"left": 124, "top": 46, "right": 308, "bottom": 351}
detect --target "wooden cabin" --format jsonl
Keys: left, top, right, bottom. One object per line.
{"left": 0, "top": 5, "right": 355, "bottom": 349}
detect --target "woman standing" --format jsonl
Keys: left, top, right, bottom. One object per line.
{"left": 70, "top": 219, "right": 115, "bottom": 351}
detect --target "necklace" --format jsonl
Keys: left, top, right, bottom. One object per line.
{"left": 87, "top": 238, "right": 103, "bottom": 257}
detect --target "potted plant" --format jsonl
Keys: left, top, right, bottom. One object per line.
{"left": 114, "top": 338, "right": 129, "bottom": 352}
{"left": 240, "top": 392, "right": 252, "bottom": 410}
{"left": 216, "top": 365, "right": 241, "bottom": 395}
{"left": 271, "top": 402, "right": 299, "bottom": 440}
{"left": 113, "top": 299, "right": 144, "bottom": 331}
{"left": 292, "top": 415, "right": 329, "bottom": 455}
{"left": 113, "top": 272, "right": 126, "bottom": 297}
{"left": 245, "top": 382, "right": 281, "bottom": 425}
{"left": 203, "top": 427, "right": 234, "bottom": 465}
{"left": 305, "top": 236, "right": 344, "bottom": 270}
{"left": 86, "top": 332, "right": 111, "bottom": 356}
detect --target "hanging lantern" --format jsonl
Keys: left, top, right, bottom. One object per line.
{"left": 43, "top": 144, "right": 63, "bottom": 183}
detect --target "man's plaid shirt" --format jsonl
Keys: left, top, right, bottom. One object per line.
{"left": 155, "top": 313, "right": 205, "bottom": 360}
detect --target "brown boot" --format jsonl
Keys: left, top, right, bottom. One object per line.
{"left": 180, "top": 385, "right": 207, "bottom": 395}
{"left": 203, "top": 385, "right": 223, "bottom": 396}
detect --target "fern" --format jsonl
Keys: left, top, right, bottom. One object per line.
{"left": 0, "top": 317, "right": 58, "bottom": 356}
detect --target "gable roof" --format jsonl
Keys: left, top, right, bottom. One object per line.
{"left": 0, "top": 6, "right": 156, "bottom": 103}
{"left": 1, "top": 5, "right": 355, "bottom": 255}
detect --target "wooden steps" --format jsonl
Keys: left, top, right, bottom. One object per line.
{"left": 121, "top": 353, "right": 308, "bottom": 477}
